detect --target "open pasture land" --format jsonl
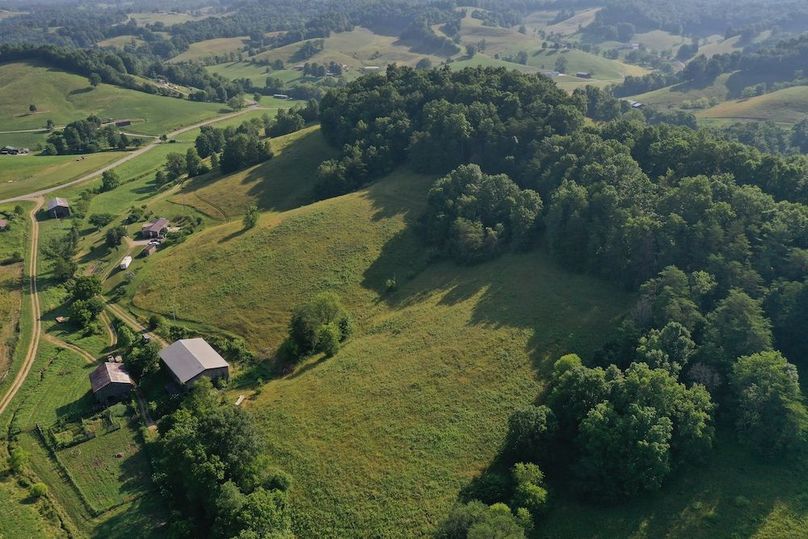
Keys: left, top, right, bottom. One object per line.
{"left": 630, "top": 73, "right": 734, "bottom": 108}
{"left": 453, "top": 14, "right": 536, "bottom": 56}
{"left": 128, "top": 10, "right": 212, "bottom": 26}
{"left": 526, "top": 48, "right": 649, "bottom": 80}
{"left": 256, "top": 27, "right": 444, "bottom": 70}
{"left": 633, "top": 30, "right": 688, "bottom": 52}
{"left": 171, "top": 36, "right": 250, "bottom": 62}
{"left": 129, "top": 149, "right": 630, "bottom": 535}
{"left": 543, "top": 7, "right": 601, "bottom": 36}
{"left": 0, "top": 61, "right": 225, "bottom": 134}
{"left": 97, "top": 35, "right": 145, "bottom": 49}
{"left": 696, "top": 86, "right": 808, "bottom": 125}
{"left": 0, "top": 152, "right": 125, "bottom": 201}
{"left": 171, "top": 125, "right": 332, "bottom": 219}
{"left": 0, "top": 263, "right": 24, "bottom": 381}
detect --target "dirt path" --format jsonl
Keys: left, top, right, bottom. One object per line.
{"left": 0, "top": 105, "right": 268, "bottom": 205}
{"left": 41, "top": 334, "right": 97, "bottom": 364}
{"left": 0, "top": 198, "right": 43, "bottom": 415}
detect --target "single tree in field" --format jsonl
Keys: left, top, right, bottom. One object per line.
{"left": 554, "top": 55, "right": 568, "bottom": 73}
{"left": 243, "top": 204, "right": 259, "bottom": 230}
{"left": 28, "top": 104, "right": 37, "bottom": 113}
{"left": 185, "top": 148, "right": 202, "bottom": 177}
{"left": 45, "top": 119, "right": 54, "bottom": 131}
{"left": 100, "top": 170, "right": 120, "bottom": 192}
{"left": 89, "top": 73, "right": 101, "bottom": 87}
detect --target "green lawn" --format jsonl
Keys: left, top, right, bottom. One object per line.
{"left": 526, "top": 49, "right": 648, "bottom": 81}
{"left": 0, "top": 61, "right": 225, "bottom": 134}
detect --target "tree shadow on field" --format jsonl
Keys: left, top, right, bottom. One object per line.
{"left": 176, "top": 129, "right": 337, "bottom": 217}
{"left": 68, "top": 87, "right": 94, "bottom": 96}
{"left": 360, "top": 171, "right": 628, "bottom": 375}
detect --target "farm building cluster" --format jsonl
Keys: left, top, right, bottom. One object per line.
{"left": 89, "top": 337, "right": 230, "bottom": 404}
{"left": 0, "top": 146, "right": 30, "bottom": 155}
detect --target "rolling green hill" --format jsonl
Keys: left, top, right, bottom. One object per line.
{"left": 123, "top": 131, "right": 629, "bottom": 535}
{"left": 697, "top": 86, "right": 808, "bottom": 125}
{"left": 0, "top": 61, "right": 224, "bottom": 134}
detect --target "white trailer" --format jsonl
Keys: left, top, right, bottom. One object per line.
{"left": 119, "top": 255, "right": 133, "bottom": 270}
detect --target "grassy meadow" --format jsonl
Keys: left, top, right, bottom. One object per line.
{"left": 696, "top": 86, "right": 808, "bottom": 125}
{"left": 0, "top": 61, "right": 225, "bottom": 134}
{"left": 122, "top": 133, "right": 630, "bottom": 535}
{"left": 170, "top": 36, "right": 250, "bottom": 62}
{"left": 0, "top": 152, "right": 125, "bottom": 200}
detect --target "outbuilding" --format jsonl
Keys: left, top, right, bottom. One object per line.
{"left": 141, "top": 218, "right": 168, "bottom": 239}
{"left": 120, "top": 255, "right": 132, "bottom": 269}
{"left": 46, "top": 198, "right": 70, "bottom": 218}
{"left": 575, "top": 71, "right": 592, "bottom": 79}
{"left": 90, "top": 362, "right": 135, "bottom": 404}
{"left": 159, "top": 338, "right": 230, "bottom": 386}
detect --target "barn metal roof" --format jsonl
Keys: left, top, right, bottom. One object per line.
{"left": 159, "top": 338, "right": 229, "bottom": 384}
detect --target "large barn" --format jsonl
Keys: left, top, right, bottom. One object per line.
{"left": 46, "top": 198, "right": 70, "bottom": 218}
{"left": 159, "top": 338, "right": 230, "bottom": 386}
{"left": 90, "top": 362, "right": 135, "bottom": 404}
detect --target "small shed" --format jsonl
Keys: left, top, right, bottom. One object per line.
{"left": 575, "top": 71, "right": 592, "bottom": 79}
{"left": 141, "top": 218, "right": 168, "bottom": 239}
{"left": 47, "top": 198, "right": 70, "bottom": 218}
{"left": 0, "top": 219, "right": 7, "bottom": 231}
{"left": 141, "top": 244, "right": 158, "bottom": 257}
{"left": 90, "top": 362, "right": 135, "bottom": 404}
{"left": 159, "top": 338, "right": 230, "bottom": 386}
{"left": 120, "top": 255, "right": 132, "bottom": 269}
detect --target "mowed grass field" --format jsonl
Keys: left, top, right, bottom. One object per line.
{"left": 696, "top": 86, "right": 808, "bottom": 125}
{"left": 0, "top": 61, "right": 225, "bottom": 134}
{"left": 0, "top": 152, "right": 125, "bottom": 200}
{"left": 0, "top": 473, "right": 66, "bottom": 538}
{"left": 630, "top": 73, "right": 734, "bottom": 108}
{"left": 127, "top": 131, "right": 630, "bottom": 535}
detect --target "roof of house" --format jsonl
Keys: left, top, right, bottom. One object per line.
{"left": 90, "top": 362, "right": 134, "bottom": 393}
{"left": 47, "top": 198, "right": 69, "bottom": 211}
{"left": 142, "top": 218, "right": 168, "bottom": 234}
{"left": 159, "top": 338, "right": 229, "bottom": 384}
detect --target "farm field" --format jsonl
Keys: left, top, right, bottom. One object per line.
{"left": 633, "top": 30, "right": 688, "bottom": 52}
{"left": 0, "top": 264, "right": 24, "bottom": 382}
{"left": 543, "top": 7, "right": 601, "bottom": 36}
{"left": 128, "top": 10, "right": 212, "bottom": 26}
{"left": 0, "top": 61, "right": 225, "bottom": 134}
{"left": 124, "top": 141, "right": 630, "bottom": 535}
{"left": 0, "top": 152, "right": 125, "bottom": 200}
{"left": 696, "top": 86, "right": 808, "bottom": 125}
{"left": 449, "top": 55, "right": 539, "bottom": 74}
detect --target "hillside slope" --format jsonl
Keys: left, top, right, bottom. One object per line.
{"left": 129, "top": 152, "right": 629, "bottom": 535}
{"left": 0, "top": 61, "right": 223, "bottom": 134}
